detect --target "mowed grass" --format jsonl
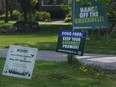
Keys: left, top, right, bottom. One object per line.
{"left": 0, "top": 32, "right": 57, "bottom": 48}
{"left": 85, "top": 35, "right": 116, "bottom": 54}
{"left": 0, "top": 24, "right": 72, "bottom": 49}
{"left": 0, "top": 22, "right": 116, "bottom": 87}
{"left": 0, "top": 58, "right": 116, "bottom": 87}
{"left": 0, "top": 21, "right": 116, "bottom": 54}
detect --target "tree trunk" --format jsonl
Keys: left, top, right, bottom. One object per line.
{"left": 5, "top": 0, "right": 9, "bottom": 23}
{"left": 24, "top": 10, "right": 28, "bottom": 21}
{"left": 9, "top": 9, "right": 13, "bottom": 20}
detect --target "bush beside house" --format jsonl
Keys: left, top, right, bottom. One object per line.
{"left": 35, "top": 11, "right": 51, "bottom": 22}
{"left": 64, "top": 13, "right": 72, "bottom": 22}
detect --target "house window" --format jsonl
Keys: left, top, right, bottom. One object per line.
{"left": 42, "top": 0, "right": 68, "bottom": 6}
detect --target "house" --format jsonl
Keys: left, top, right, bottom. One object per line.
{"left": 39, "top": 0, "right": 72, "bottom": 18}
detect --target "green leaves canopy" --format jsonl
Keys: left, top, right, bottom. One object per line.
{"left": 18, "top": 0, "right": 39, "bottom": 21}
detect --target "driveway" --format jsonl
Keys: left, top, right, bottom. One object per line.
{"left": 0, "top": 48, "right": 116, "bottom": 70}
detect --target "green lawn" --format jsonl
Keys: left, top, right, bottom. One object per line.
{"left": 0, "top": 32, "right": 57, "bottom": 48}
{"left": 0, "top": 21, "right": 116, "bottom": 87}
{"left": 85, "top": 35, "right": 116, "bottom": 54}
{"left": 0, "top": 25, "right": 116, "bottom": 54}
{"left": 0, "top": 24, "right": 72, "bottom": 50}
{"left": 0, "top": 58, "right": 116, "bottom": 87}
{"left": 0, "top": 21, "right": 116, "bottom": 54}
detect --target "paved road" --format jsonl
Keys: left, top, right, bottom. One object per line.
{"left": 0, "top": 48, "right": 116, "bottom": 70}
{"left": 0, "top": 49, "right": 67, "bottom": 61}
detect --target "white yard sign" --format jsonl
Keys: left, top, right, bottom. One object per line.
{"left": 2, "top": 45, "right": 38, "bottom": 79}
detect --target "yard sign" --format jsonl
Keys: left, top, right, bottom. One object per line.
{"left": 2, "top": 45, "right": 38, "bottom": 79}
{"left": 72, "top": 1, "right": 108, "bottom": 30}
{"left": 56, "top": 30, "right": 86, "bottom": 56}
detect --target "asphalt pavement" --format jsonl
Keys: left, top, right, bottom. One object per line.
{"left": 0, "top": 48, "right": 116, "bottom": 70}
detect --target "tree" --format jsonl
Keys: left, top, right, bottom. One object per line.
{"left": 9, "top": 0, "right": 20, "bottom": 20}
{"left": 0, "top": 0, "right": 5, "bottom": 15}
{"left": 18, "top": 0, "right": 38, "bottom": 21}
{"left": 5, "top": 0, "right": 9, "bottom": 23}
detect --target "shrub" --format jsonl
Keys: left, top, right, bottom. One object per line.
{"left": 66, "top": 13, "right": 72, "bottom": 18}
{"left": 0, "top": 13, "right": 6, "bottom": 20}
{"left": 9, "top": 21, "right": 40, "bottom": 33}
{"left": 0, "top": 12, "right": 10, "bottom": 20}
{"left": 0, "top": 10, "right": 20, "bottom": 20}
{"left": 11, "top": 10, "right": 21, "bottom": 20}
{"left": 35, "top": 11, "right": 51, "bottom": 22}
{"left": 64, "top": 13, "right": 72, "bottom": 22}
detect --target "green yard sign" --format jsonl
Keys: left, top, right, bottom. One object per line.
{"left": 72, "top": 1, "right": 108, "bottom": 30}
{"left": 56, "top": 30, "right": 86, "bottom": 56}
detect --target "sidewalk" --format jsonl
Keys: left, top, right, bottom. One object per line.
{"left": 39, "top": 20, "right": 72, "bottom": 25}
{"left": 76, "top": 54, "right": 116, "bottom": 70}
{"left": 0, "top": 48, "right": 116, "bottom": 70}
{"left": 9, "top": 20, "right": 72, "bottom": 25}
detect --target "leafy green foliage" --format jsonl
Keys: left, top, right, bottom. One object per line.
{"left": 64, "top": 13, "right": 72, "bottom": 22}
{"left": 17, "top": 0, "right": 39, "bottom": 21}
{"left": 35, "top": 11, "right": 51, "bottom": 22}
{"left": 0, "top": 13, "right": 9, "bottom": 20}
{"left": 11, "top": 10, "right": 21, "bottom": 20}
